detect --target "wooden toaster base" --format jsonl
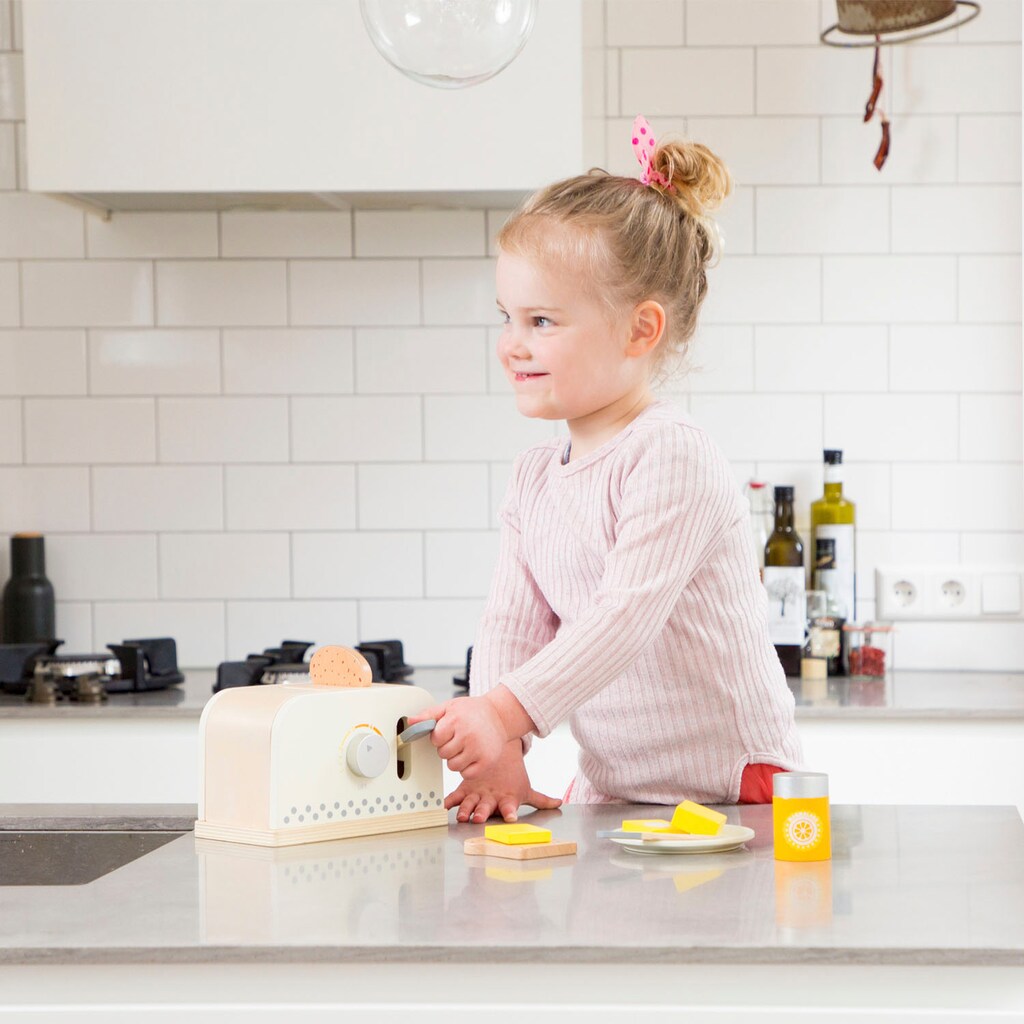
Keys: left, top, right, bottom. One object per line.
{"left": 463, "top": 836, "right": 577, "bottom": 860}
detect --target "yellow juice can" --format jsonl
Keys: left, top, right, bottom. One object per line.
{"left": 773, "top": 771, "right": 831, "bottom": 862}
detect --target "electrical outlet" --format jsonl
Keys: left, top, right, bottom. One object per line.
{"left": 875, "top": 566, "right": 1024, "bottom": 621}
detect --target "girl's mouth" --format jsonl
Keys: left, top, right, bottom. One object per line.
{"left": 514, "top": 372, "right": 548, "bottom": 382}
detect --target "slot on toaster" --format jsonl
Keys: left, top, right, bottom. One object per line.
{"left": 396, "top": 717, "right": 411, "bottom": 781}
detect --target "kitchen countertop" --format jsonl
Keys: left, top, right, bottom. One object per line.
{"left": 0, "top": 802, "right": 1021, "bottom": 967}
{"left": 1, "top": 668, "right": 1022, "bottom": 720}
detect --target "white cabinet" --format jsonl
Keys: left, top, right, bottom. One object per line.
{"left": 21, "top": 0, "right": 583, "bottom": 207}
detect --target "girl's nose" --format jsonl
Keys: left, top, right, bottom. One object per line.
{"left": 498, "top": 325, "right": 529, "bottom": 362}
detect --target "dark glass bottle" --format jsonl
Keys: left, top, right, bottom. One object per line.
{"left": 763, "top": 487, "right": 805, "bottom": 677}
{"left": 2, "top": 534, "right": 56, "bottom": 643}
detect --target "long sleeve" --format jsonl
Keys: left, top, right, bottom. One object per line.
{"left": 500, "top": 426, "right": 739, "bottom": 737}
{"left": 469, "top": 459, "right": 560, "bottom": 702}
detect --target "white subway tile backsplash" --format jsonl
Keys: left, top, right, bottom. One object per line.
{"left": 93, "top": 600, "right": 225, "bottom": 668}
{"left": 0, "top": 398, "right": 20, "bottom": 462}
{"left": 958, "top": 116, "right": 1023, "bottom": 183}
{"left": 0, "top": 330, "right": 86, "bottom": 394}
{"left": 290, "top": 259, "right": 420, "bottom": 326}
{"left": 716, "top": 186, "right": 754, "bottom": 255}
{"left": 156, "top": 260, "right": 286, "bottom": 326}
{"left": 605, "top": 50, "right": 620, "bottom": 119}
{"left": 757, "top": 47, "right": 876, "bottom": 116}
{"left": 225, "top": 465, "right": 356, "bottom": 531}
{"left": 25, "top": 398, "right": 155, "bottom": 464}
{"left": 690, "top": 0, "right": 819, "bottom": 45}
{"left": 621, "top": 48, "right": 754, "bottom": 116}
{"left": 359, "top": 464, "right": 489, "bottom": 530}
{"left": 425, "top": 531, "right": 500, "bottom": 597}
{"left": 583, "top": 46, "right": 605, "bottom": 118}
{"left": 0, "top": 123, "right": 15, "bottom": 190}
{"left": 89, "top": 329, "right": 220, "bottom": 395}
{"left": 355, "top": 211, "right": 485, "bottom": 258}
{"left": 957, "top": 0, "right": 1021, "bottom": 43}
{"left": 0, "top": 260, "right": 16, "bottom": 325}
{"left": 702, "top": 256, "right": 820, "bottom": 323}
{"left": 358, "top": 598, "right": 485, "bottom": 665}
{"left": 825, "top": 393, "right": 959, "bottom": 461}
{"left": 13, "top": 122, "right": 23, "bottom": 192}
{"left": 9, "top": 1, "right": 18, "bottom": 52}
{"left": 223, "top": 328, "right": 353, "bottom": 394}
{"left": 22, "top": 261, "right": 154, "bottom": 327}
{"left": 688, "top": 117, "right": 820, "bottom": 186}
{"left": 892, "top": 463, "right": 1024, "bottom": 530}
{"left": 895, "top": 621, "right": 1024, "bottom": 672}
{"left": 822, "top": 116, "right": 957, "bottom": 185}
{"left": 291, "top": 396, "right": 421, "bottom": 462}
{"left": 0, "top": 193, "right": 83, "bottom": 257}
{"left": 221, "top": 211, "right": 352, "bottom": 258}
{"left": 684, "top": 325, "right": 755, "bottom": 392}
{"left": 606, "top": 0, "right": 684, "bottom": 46}
{"left": 960, "top": 394, "right": 1023, "bottom": 461}
{"left": 755, "top": 460, "right": 891, "bottom": 531}
{"left": 962, "top": 533, "right": 1024, "bottom": 564}
{"left": 893, "top": 185, "right": 1021, "bottom": 254}
{"left": 959, "top": 255, "right": 1022, "bottom": 322}
{"left": 856, "top": 531, "right": 960, "bottom": 600}
{"left": 225, "top": 600, "right": 358, "bottom": 660}
{"left": 54, "top": 602, "right": 93, "bottom": 653}
{"left": 582, "top": 0, "right": 604, "bottom": 48}
{"left": 355, "top": 327, "right": 487, "bottom": 394}
{"left": 292, "top": 532, "right": 422, "bottom": 598}
{"left": 0, "top": 467, "right": 90, "bottom": 532}
{"left": 894, "top": 45, "right": 1021, "bottom": 116}
{"left": 0, "top": 52, "right": 23, "bottom": 119}
{"left": 422, "top": 259, "right": 497, "bottom": 326}
{"left": 823, "top": 256, "right": 957, "bottom": 322}
{"left": 92, "top": 466, "right": 223, "bottom": 532}
{"left": 0, "top": 2, "right": 11, "bottom": 51}
{"left": 756, "top": 187, "right": 888, "bottom": 254}
{"left": 47, "top": 534, "right": 158, "bottom": 600}
{"left": 159, "top": 533, "right": 290, "bottom": 599}
{"left": 87, "top": 213, "right": 217, "bottom": 259}
{"left": 424, "top": 396, "right": 555, "bottom": 461}
{"left": 755, "top": 325, "right": 888, "bottom": 392}
{"left": 890, "top": 325, "right": 1022, "bottom": 392}
{"left": 158, "top": 397, "right": 289, "bottom": 463}
{"left": 486, "top": 210, "right": 514, "bottom": 259}
{"left": 689, "top": 394, "right": 823, "bottom": 461}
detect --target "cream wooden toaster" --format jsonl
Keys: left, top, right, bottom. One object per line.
{"left": 195, "top": 645, "right": 447, "bottom": 847}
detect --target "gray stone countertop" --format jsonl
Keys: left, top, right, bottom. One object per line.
{"left": 0, "top": 803, "right": 1022, "bottom": 966}
{"left": 1, "top": 668, "right": 1023, "bottom": 721}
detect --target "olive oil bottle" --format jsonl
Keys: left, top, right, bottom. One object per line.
{"left": 810, "top": 450, "right": 856, "bottom": 624}
{"left": 763, "top": 486, "right": 805, "bottom": 677}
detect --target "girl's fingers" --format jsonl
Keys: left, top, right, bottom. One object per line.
{"left": 528, "top": 789, "right": 563, "bottom": 809}
{"left": 436, "top": 738, "right": 463, "bottom": 763}
{"left": 468, "top": 797, "right": 496, "bottom": 823}
{"left": 497, "top": 797, "right": 519, "bottom": 822}
{"left": 457, "top": 793, "right": 480, "bottom": 823}
{"left": 408, "top": 705, "right": 444, "bottom": 726}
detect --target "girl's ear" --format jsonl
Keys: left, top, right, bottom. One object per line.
{"left": 626, "top": 300, "right": 667, "bottom": 358}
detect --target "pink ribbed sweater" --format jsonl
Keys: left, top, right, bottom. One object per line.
{"left": 469, "top": 400, "right": 803, "bottom": 805}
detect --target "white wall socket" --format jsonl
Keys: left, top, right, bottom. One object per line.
{"left": 875, "top": 565, "right": 1024, "bottom": 621}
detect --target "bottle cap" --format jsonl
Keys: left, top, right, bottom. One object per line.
{"left": 774, "top": 771, "right": 829, "bottom": 800}
{"left": 774, "top": 485, "right": 794, "bottom": 501}
{"left": 823, "top": 450, "right": 843, "bottom": 465}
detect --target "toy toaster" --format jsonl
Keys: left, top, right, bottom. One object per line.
{"left": 195, "top": 645, "right": 448, "bottom": 847}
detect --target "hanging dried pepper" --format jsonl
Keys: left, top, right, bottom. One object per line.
{"left": 863, "top": 38, "right": 890, "bottom": 171}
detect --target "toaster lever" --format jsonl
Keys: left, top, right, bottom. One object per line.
{"left": 397, "top": 719, "right": 436, "bottom": 748}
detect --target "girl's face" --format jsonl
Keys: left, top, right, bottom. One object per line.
{"left": 495, "top": 248, "right": 654, "bottom": 428}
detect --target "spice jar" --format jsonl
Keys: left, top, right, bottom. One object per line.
{"left": 843, "top": 621, "right": 893, "bottom": 678}
{"left": 773, "top": 771, "right": 831, "bottom": 862}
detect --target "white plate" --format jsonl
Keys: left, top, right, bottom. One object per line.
{"left": 608, "top": 823, "right": 755, "bottom": 856}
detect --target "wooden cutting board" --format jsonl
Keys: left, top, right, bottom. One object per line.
{"left": 463, "top": 836, "right": 577, "bottom": 861}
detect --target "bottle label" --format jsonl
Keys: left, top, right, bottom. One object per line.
{"left": 763, "top": 567, "right": 806, "bottom": 645}
{"left": 814, "top": 525, "right": 855, "bottom": 620}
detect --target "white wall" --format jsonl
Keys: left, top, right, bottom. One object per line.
{"left": 0, "top": 0, "right": 1020, "bottom": 668}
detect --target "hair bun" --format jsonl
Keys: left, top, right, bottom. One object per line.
{"left": 650, "top": 139, "right": 732, "bottom": 220}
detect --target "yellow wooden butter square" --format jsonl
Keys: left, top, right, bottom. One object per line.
{"left": 484, "top": 823, "right": 552, "bottom": 845}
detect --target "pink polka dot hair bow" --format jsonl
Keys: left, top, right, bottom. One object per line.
{"left": 632, "top": 115, "right": 672, "bottom": 190}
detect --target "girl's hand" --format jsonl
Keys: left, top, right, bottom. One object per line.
{"left": 409, "top": 694, "right": 507, "bottom": 777}
{"left": 446, "top": 739, "right": 562, "bottom": 823}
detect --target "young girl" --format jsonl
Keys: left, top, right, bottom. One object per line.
{"left": 409, "top": 117, "right": 803, "bottom": 824}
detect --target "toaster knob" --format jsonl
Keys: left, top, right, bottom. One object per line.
{"left": 345, "top": 730, "right": 390, "bottom": 779}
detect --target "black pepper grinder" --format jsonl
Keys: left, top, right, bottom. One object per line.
{"left": 2, "top": 533, "right": 56, "bottom": 643}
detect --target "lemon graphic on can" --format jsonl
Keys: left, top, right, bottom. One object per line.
{"left": 784, "top": 810, "right": 822, "bottom": 849}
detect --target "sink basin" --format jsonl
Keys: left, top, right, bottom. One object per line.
{"left": 0, "top": 831, "right": 185, "bottom": 886}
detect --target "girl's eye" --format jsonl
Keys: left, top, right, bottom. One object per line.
{"left": 498, "top": 311, "right": 510, "bottom": 325}
{"left": 534, "top": 316, "right": 553, "bottom": 328}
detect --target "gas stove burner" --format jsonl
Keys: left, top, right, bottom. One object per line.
{"left": 0, "top": 638, "right": 183, "bottom": 696}
{"left": 213, "top": 639, "right": 413, "bottom": 693}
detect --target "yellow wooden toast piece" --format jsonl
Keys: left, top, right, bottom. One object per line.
{"left": 483, "top": 823, "right": 552, "bottom": 846}
{"left": 668, "top": 800, "right": 727, "bottom": 836}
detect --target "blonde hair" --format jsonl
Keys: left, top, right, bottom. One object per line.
{"left": 498, "top": 138, "right": 732, "bottom": 381}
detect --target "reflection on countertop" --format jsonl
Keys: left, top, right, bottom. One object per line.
{"left": 1, "top": 667, "right": 1023, "bottom": 721}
